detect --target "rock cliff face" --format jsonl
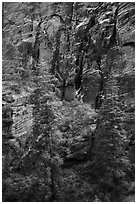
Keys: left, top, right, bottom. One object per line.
{"left": 2, "top": 93, "right": 15, "bottom": 168}
{"left": 2, "top": 89, "right": 33, "bottom": 168}
{"left": 62, "top": 46, "right": 135, "bottom": 108}
{"left": 64, "top": 85, "right": 76, "bottom": 102}
{"left": 81, "top": 70, "right": 101, "bottom": 107}
{"left": 12, "top": 93, "right": 33, "bottom": 146}
{"left": 118, "top": 47, "right": 135, "bottom": 164}
{"left": 118, "top": 46, "right": 135, "bottom": 97}
{"left": 2, "top": 93, "right": 14, "bottom": 140}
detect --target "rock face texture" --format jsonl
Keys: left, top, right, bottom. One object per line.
{"left": 2, "top": 93, "right": 14, "bottom": 140}
{"left": 64, "top": 85, "right": 76, "bottom": 102}
{"left": 53, "top": 69, "right": 101, "bottom": 105}
{"left": 82, "top": 70, "right": 101, "bottom": 107}
{"left": 2, "top": 93, "right": 15, "bottom": 168}
{"left": 119, "top": 48, "right": 135, "bottom": 164}
{"left": 2, "top": 89, "right": 33, "bottom": 169}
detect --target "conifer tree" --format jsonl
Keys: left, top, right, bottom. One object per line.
{"left": 90, "top": 77, "right": 131, "bottom": 201}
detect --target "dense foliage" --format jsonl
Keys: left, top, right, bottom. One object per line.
{"left": 2, "top": 2, "right": 135, "bottom": 202}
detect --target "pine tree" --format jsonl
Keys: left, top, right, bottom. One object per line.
{"left": 90, "top": 77, "right": 131, "bottom": 201}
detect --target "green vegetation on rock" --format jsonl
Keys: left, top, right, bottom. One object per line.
{"left": 2, "top": 2, "right": 135, "bottom": 202}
